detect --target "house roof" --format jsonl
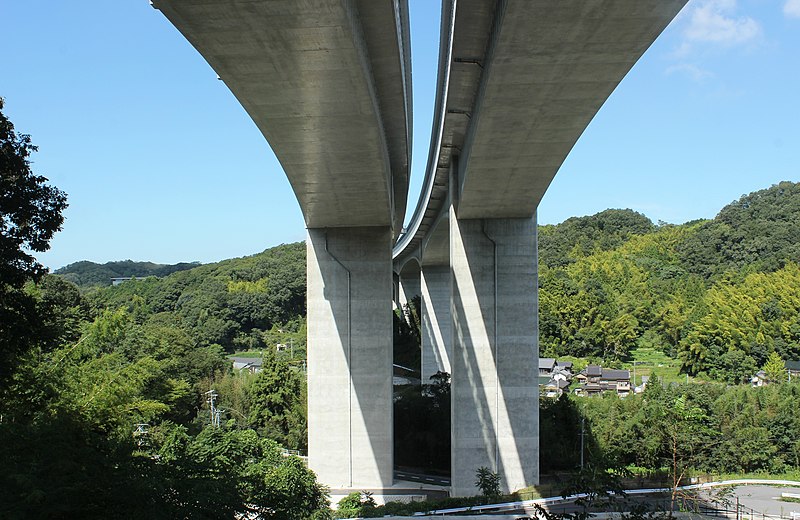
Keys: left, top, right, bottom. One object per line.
{"left": 786, "top": 360, "right": 800, "bottom": 371}
{"left": 585, "top": 364, "right": 602, "bottom": 377}
{"left": 542, "top": 377, "right": 570, "bottom": 389}
{"left": 558, "top": 361, "right": 573, "bottom": 369}
{"left": 230, "top": 356, "right": 263, "bottom": 367}
{"left": 602, "top": 368, "right": 630, "bottom": 381}
{"left": 539, "top": 358, "right": 556, "bottom": 371}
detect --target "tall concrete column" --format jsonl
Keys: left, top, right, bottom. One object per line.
{"left": 307, "top": 226, "right": 394, "bottom": 491}
{"left": 421, "top": 264, "right": 452, "bottom": 381}
{"left": 398, "top": 264, "right": 420, "bottom": 310}
{"left": 449, "top": 214, "right": 539, "bottom": 496}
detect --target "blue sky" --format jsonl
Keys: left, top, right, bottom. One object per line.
{"left": 2, "top": 1, "right": 799, "bottom": 270}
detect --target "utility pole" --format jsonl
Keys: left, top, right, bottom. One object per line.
{"left": 205, "top": 389, "right": 220, "bottom": 427}
{"left": 580, "top": 415, "right": 585, "bottom": 470}
{"left": 133, "top": 423, "right": 150, "bottom": 449}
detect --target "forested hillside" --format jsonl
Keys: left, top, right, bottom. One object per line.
{"left": 57, "top": 181, "right": 800, "bottom": 383}
{"left": 85, "top": 242, "right": 308, "bottom": 356}
{"left": 55, "top": 259, "right": 202, "bottom": 288}
{"left": 539, "top": 181, "right": 800, "bottom": 381}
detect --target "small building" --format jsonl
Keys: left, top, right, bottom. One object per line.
{"left": 575, "top": 365, "right": 631, "bottom": 397}
{"left": 543, "top": 377, "right": 570, "bottom": 398}
{"left": 634, "top": 375, "right": 650, "bottom": 394}
{"left": 539, "top": 358, "right": 556, "bottom": 376}
{"left": 230, "top": 356, "right": 263, "bottom": 373}
{"left": 538, "top": 358, "right": 574, "bottom": 397}
{"left": 751, "top": 370, "right": 769, "bottom": 387}
{"left": 786, "top": 360, "right": 800, "bottom": 379}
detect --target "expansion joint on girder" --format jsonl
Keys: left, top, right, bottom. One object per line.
{"left": 446, "top": 109, "right": 472, "bottom": 119}
{"left": 454, "top": 57, "right": 484, "bottom": 69}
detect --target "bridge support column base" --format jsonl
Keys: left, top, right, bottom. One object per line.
{"left": 307, "top": 226, "right": 394, "bottom": 490}
{"left": 449, "top": 214, "right": 539, "bottom": 496}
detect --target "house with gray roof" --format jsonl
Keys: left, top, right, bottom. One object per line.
{"left": 575, "top": 365, "right": 631, "bottom": 397}
{"left": 539, "top": 358, "right": 556, "bottom": 375}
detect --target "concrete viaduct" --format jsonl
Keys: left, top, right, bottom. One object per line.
{"left": 153, "top": 0, "right": 687, "bottom": 498}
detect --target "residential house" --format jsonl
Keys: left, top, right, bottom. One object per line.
{"left": 575, "top": 365, "right": 631, "bottom": 396}
{"left": 539, "top": 358, "right": 557, "bottom": 376}
{"left": 538, "top": 358, "right": 574, "bottom": 397}
{"left": 543, "top": 377, "right": 570, "bottom": 398}
{"left": 787, "top": 360, "right": 800, "bottom": 380}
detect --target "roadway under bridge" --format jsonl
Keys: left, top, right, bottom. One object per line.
{"left": 154, "top": 0, "right": 687, "bottom": 499}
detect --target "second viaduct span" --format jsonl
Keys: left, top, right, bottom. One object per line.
{"left": 154, "top": 0, "right": 686, "bottom": 498}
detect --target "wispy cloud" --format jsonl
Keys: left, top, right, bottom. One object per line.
{"left": 683, "top": 0, "right": 761, "bottom": 47}
{"left": 785, "top": 0, "right": 800, "bottom": 18}
{"left": 667, "top": 0, "right": 762, "bottom": 81}
{"left": 666, "top": 63, "right": 714, "bottom": 82}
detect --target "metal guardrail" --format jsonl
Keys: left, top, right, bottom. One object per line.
{"left": 411, "top": 479, "right": 800, "bottom": 517}
{"left": 279, "top": 448, "right": 308, "bottom": 464}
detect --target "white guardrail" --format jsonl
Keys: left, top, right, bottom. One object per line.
{"left": 411, "top": 479, "right": 800, "bottom": 517}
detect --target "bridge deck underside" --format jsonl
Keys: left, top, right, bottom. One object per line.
{"left": 156, "top": 0, "right": 410, "bottom": 230}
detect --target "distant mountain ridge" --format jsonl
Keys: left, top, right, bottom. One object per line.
{"left": 55, "top": 259, "right": 201, "bottom": 288}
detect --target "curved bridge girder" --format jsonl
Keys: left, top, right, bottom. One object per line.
{"left": 395, "top": 0, "right": 688, "bottom": 263}
{"left": 154, "top": 0, "right": 411, "bottom": 233}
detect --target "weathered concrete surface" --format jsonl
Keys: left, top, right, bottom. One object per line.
{"left": 307, "top": 227, "right": 393, "bottom": 490}
{"left": 449, "top": 214, "right": 539, "bottom": 496}
{"left": 421, "top": 264, "right": 452, "bottom": 380}
{"left": 154, "top": 0, "right": 411, "bottom": 231}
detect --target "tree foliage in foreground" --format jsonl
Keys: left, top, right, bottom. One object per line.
{"left": 0, "top": 418, "right": 328, "bottom": 519}
{"left": 1, "top": 97, "right": 68, "bottom": 381}
{"left": 540, "top": 380, "right": 800, "bottom": 477}
{"left": 0, "top": 289, "right": 323, "bottom": 518}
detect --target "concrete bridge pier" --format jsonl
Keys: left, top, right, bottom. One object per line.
{"left": 421, "top": 264, "right": 452, "bottom": 381}
{"left": 397, "top": 262, "right": 421, "bottom": 311}
{"left": 449, "top": 214, "right": 539, "bottom": 496}
{"left": 306, "top": 226, "right": 394, "bottom": 491}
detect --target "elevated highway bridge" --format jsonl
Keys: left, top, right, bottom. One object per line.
{"left": 154, "top": 0, "right": 687, "bottom": 498}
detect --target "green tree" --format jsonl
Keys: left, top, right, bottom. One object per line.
{"left": 763, "top": 351, "right": 787, "bottom": 383}
{"left": 1, "top": 97, "right": 68, "bottom": 381}
{"left": 475, "top": 466, "right": 501, "bottom": 499}
{"left": 246, "top": 349, "right": 307, "bottom": 450}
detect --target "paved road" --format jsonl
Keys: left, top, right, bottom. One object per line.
{"left": 699, "top": 485, "right": 800, "bottom": 518}
{"left": 393, "top": 470, "right": 451, "bottom": 487}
